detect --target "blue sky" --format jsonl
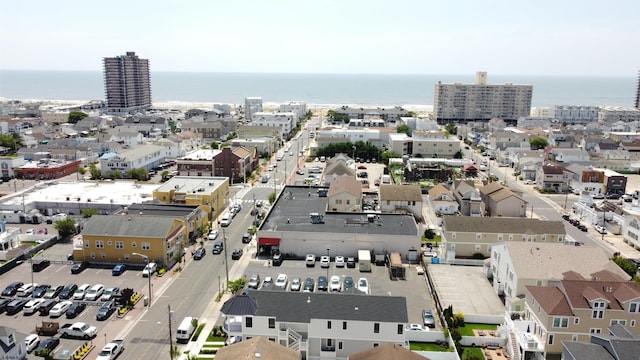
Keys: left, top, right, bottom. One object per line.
{"left": 1, "top": 0, "right": 638, "bottom": 76}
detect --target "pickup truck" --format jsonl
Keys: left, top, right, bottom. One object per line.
{"left": 58, "top": 322, "right": 97, "bottom": 339}
{"left": 35, "top": 321, "right": 60, "bottom": 336}
{"left": 96, "top": 339, "right": 125, "bottom": 360}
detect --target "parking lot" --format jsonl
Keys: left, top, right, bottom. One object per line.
{"left": 0, "top": 245, "right": 156, "bottom": 357}
{"left": 241, "top": 255, "right": 437, "bottom": 328}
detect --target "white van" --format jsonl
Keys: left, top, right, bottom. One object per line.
{"left": 176, "top": 317, "right": 197, "bottom": 343}
{"left": 220, "top": 212, "right": 232, "bottom": 227}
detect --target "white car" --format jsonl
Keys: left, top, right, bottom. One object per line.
{"left": 17, "top": 283, "right": 38, "bottom": 297}
{"left": 208, "top": 229, "right": 219, "bottom": 240}
{"left": 142, "top": 262, "right": 157, "bottom": 277}
{"left": 85, "top": 284, "right": 105, "bottom": 301}
{"left": 320, "top": 256, "right": 330, "bottom": 268}
{"left": 335, "top": 256, "right": 345, "bottom": 267}
{"left": 330, "top": 276, "right": 342, "bottom": 292}
{"left": 73, "top": 284, "right": 91, "bottom": 300}
{"left": 357, "top": 278, "right": 369, "bottom": 295}
{"left": 49, "top": 300, "right": 73, "bottom": 317}
{"left": 101, "top": 287, "right": 119, "bottom": 301}
{"left": 23, "top": 298, "right": 46, "bottom": 315}
{"left": 594, "top": 224, "right": 607, "bottom": 234}
{"left": 275, "top": 274, "right": 288, "bottom": 288}
{"left": 25, "top": 228, "right": 35, "bottom": 235}
{"left": 406, "top": 323, "right": 428, "bottom": 331}
{"left": 305, "top": 254, "right": 316, "bottom": 267}
{"left": 523, "top": 179, "right": 535, "bottom": 185}
{"left": 25, "top": 333, "right": 40, "bottom": 353}
{"left": 290, "top": 278, "right": 301, "bottom": 292}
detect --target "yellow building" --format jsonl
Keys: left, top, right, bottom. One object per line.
{"left": 153, "top": 176, "right": 229, "bottom": 220}
{"left": 74, "top": 215, "right": 188, "bottom": 268}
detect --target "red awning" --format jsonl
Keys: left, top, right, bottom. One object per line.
{"left": 258, "top": 237, "right": 280, "bottom": 246}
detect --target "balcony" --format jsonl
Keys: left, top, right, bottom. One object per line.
{"left": 222, "top": 316, "right": 242, "bottom": 335}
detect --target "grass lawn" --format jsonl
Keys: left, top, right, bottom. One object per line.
{"left": 206, "top": 334, "right": 226, "bottom": 342}
{"left": 410, "top": 342, "right": 452, "bottom": 351}
{"left": 462, "top": 346, "right": 484, "bottom": 359}
{"left": 458, "top": 323, "right": 498, "bottom": 336}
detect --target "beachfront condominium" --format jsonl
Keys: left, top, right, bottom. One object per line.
{"left": 103, "top": 51, "right": 152, "bottom": 115}
{"left": 244, "top": 97, "right": 263, "bottom": 121}
{"left": 635, "top": 69, "right": 640, "bottom": 109}
{"left": 433, "top": 71, "right": 533, "bottom": 124}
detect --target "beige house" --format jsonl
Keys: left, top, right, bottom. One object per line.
{"left": 442, "top": 216, "right": 566, "bottom": 258}
{"left": 323, "top": 155, "right": 355, "bottom": 186}
{"left": 452, "top": 180, "right": 484, "bottom": 217}
{"left": 489, "top": 242, "right": 630, "bottom": 312}
{"left": 327, "top": 176, "right": 362, "bottom": 212}
{"left": 536, "top": 163, "right": 569, "bottom": 193}
{"left": 479, "top": 182, "right": 527, "bottom": 217}
{"left": 379, "top": 184, "right": 423, "bottom": 221}
{"left": 514, "top": 271, "right": 640, "bottom": 359}
{"left": 428, "top": 184, "right": 459, "bottom": 215}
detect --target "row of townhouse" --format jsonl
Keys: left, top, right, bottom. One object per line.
{"left": 430, "top": 181, "right": 527, "bottom": 219}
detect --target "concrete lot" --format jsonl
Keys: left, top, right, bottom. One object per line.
{"left": 240, "top": 255, "right": 437, "bottom": 327}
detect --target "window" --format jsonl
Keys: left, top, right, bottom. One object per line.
{"left": 268, "top": 318, "right": 275, "bottom": 329}
{"left": 327, "top": 321, "right": 331, "bottom": 329}
{"left": 572, "top": 335, "right": 578, "bottom": 341}
{"left": 476, "top": 233, "right": 482, "bottom": 240}
{"left": 346, "top": 200, "right": 350, "bottom": 205}
{"left": 548, "top": 334, "right": 554, "bottom": 345}
{"left": 590, "top": 328, "right": 602, "bottom": 334}
{"left": 373, "top": 343, "right": 379, "bottom": 347}
{"left": 374, "top": 323, "right": 380, "bottom": 334}
{"left": 630, "top": 302, "right": 640, "bottom": 313}
{"left": 245, "top": 317, "right": 253, "bottom": 328}
{"left": 574, "top": 318, "right": 580, "bottom": 325}
{"left": 338, "top": 342, "right": 343, "bottom": 350}
{"left": 100, "top": 253, "right": 106, "bottom": 259}
{"left": 96, "top": 240, "right": 104, "bottom": 248}
{"left": 552, "top": 317, "right": 569, "bottom": 328}
{"left": 592, "top": 301, "right": 605, "bottom": 319}
{"left": 343, "top": 321, "right": 347, "bottom": 330}
{"left": 142, "top": 242, "right": 150, "bottom": 250}
{"left": 131, "top": 242, "right": 137, "bottom": 248}
{"left": 107, "top": 241, "right": 112, "bottom": 246}
{"left": 85, "top": 241, "right": 89, "bottom": 248}
{"left": 115, "top": 241, "right": 124, "bottom": 249}
{"left": 611, "top": 320, "right": 627, "bottom": 326}
{"left": 632, "top": 320, "right": 636, "bottom": 327}
{"left": 475, "top": 244, "right": 481, "bottom": 251}
{"left": 397, "top": 324, "right": 403, "bottom": 334}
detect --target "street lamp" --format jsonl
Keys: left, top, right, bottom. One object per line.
{"left": 132, "top": 252, "right": 152, "bottom": 307}
{"left": 326, "top": 248, "right": 330, "bottom": 279}
{"left": 222, "top": 229, "right": 230, "bottom": 293}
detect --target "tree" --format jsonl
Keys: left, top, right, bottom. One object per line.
{"left": 529, "top": 136, "right": 549, "bottom": 150}
{"left": 228, "top": 278, "right": 246, "bottom": 293}
{"left": 453, "top": 150, "right": 464, "bottom": 159}
{"left": 396, "top": 124, "right": 410, "bottom": 135}
{"left": 326, "top": 110, "right": 349, "bottom": 123}
{"left": 117, "top": 288, "right": 135, "bottom": 308}
{"left": 380, "top": 150, "right": 401, "bottom": 164}
{"left": 445, "top": 122, "right": 458, "bottom": 135}
{"left": 81, "top": 208, "right": 99, "bottom": 218}
{"left": 54, "top": 218, "right": 77, "bottom": 238}
{"left": 424, "top": 228, "right": 436, "bottom": 240}
{"left": 68, "top": 111, "right": 88, "bottom": 124}
{"left": 612, "top": 256, "right": 638, "bottom": 277}
{"left": 268, "top": 192, "right": 276, "bottom": 204}
{"left": 210, "top": 141, "right": 219, "bottom": 149}
{"left": 89, "top": 163, "right": 101, "bottom": 180}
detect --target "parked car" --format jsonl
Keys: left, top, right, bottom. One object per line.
{"left": 101, "top": 287, "right": 120, "bottom": 302}
{"left": 343, "top": 277, "right": 355, "bottom": 291}
{"left": 357, "top": 278, "right": 369, "bottom": 294}
{"left": 577, "top": 224, "right": 588, "bottom": 232}
{"left": 17, "top": 283, "right": 38, "bottom": 297}
{"left": 303, "top": 277, "right": 315, "bottom": 292}
{"left": 561, "top": 214, "right": 571, "bottom": 221}
{"left": 606, "top": 193, "right": 621, "bottom": 200}
{"left": 208, "top": 229, "right": 219, "bottom": 240}
{"left": 212, "top": 240, "right": 224, "bottom": 254}
{"left": 44, "top": 285, "right": 64, "bottom": 299}
{"left": 296, "top": 169, "right": 305, "bottom": 175}
{"left": 112, "top": 263, "right": 126, "bottom": 276}
{"left": 23, "top": 299, "right": 46, "bottom": 315}
{"left": 73, "top": 284, "right": 91, "bottom": 300}
{"left": 247, "top": 274, "right": 261, "bottom": 289}
{"left": 5, "top": 299, "right": 28, "bottom": 315}
{"left": 335, "top": 256, "right": 345, "bottom": 267}
{"left": 1, "top": 281, "right": 24, "bottom": 296}
{"left": 65, "top": 302, "right": 87, "bottom": 319}
{"left": 290, "top": 278, "right": 301, "bottom": 292}
{"left": 231, "top": 248, "right": 243, "bottom": 260}
{"left": 85, "top": 284, "right": 105, "bottom": 301}
{"left": 317, "top": 276, "right": 328, "bottom": 292}
{"left": 59, "top": 283, "right": 78, "bottom": 300}
{"left": 38, "top": 299, "right": 58, "bottom": 316}
{"left": 49, "top": 300, "right": 73, "bottom": 317}
{"left": 406, "top": 323, "right": 428, "bottom": 331}
{"left": 593, "top": 193, "right": 605, "bottom": 199}
{"left": 142, "top": 262, "right": 157, "bottom": 277}
{"left": 330, "top": 276, "right": 342, "bottom": 292}
{"left": 275, "top": 274, "right": 288, "bottom": 288}
{"left": 594, "top": 224, "right": 607, "bottom": 234}
{"left": 96, "top": 301, "right": 116, "bottom": 321}
{"left": 320, "top": 256, "right": 330, "bottom": 268}
{"left": 33, "top": 284, "right": 51, "bottom": 298}
{"left": 193, "top": 247, "right": 206, "bottom": 260}
{"left": 346, "top": 257, "right": 356, "bottom": 268}
{"left": 70, "top": 261, "right": 89, "bottom": 274}
{"left": 272, "top": 253, "right": 283, "bottom": 266}
{"left": 34, "top": 337, "right": 59, "bottom": 354}
{"left": 25, "top": 333, "right": 40, "bottom": 353}
{"left": 305, "top": 254, "right": 316, "bottom": 267}
{"left": 32, "top": 259, "right": 50, "bottom": 272}
{"left": 422, "top": 309, "right": 436, "bottom": 328}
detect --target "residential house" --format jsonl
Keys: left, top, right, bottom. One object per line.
{"left": 252, "top": 112, "right": 296, "bottom": 140}
{"left": 452, "top": 180, "right": 484, "bottom": 217}
{"left": 231, "top": 137, "right": 277, "bottom": 157}
{"left": 488, "top": 131, "right": 531, "bottom": 151}
{"left": 212, "top": 146, "right": 257, "bottom": 184}
{"left": 220, "top": 291, "right": 409, "bottom": 359}
{"left": 74, "top": 215, "right": 189, "bottom": 268}
{"left": 323, "top": 157, "right": 355, "bottom": 187}
{"left": 442, "top": 216, "right": 566, "bottom": 258}
{"left": 388, "top": 133, "right": 460, "bottom": 158}
{"left": 176, "top": 149, "right": 220, "bottom": 177}
{"left": 279, "top": 101, "right": 307, "bottom": 122}
{"left": 327, "top": 177, "right": 362, "bottom": 212}
{"left": 504, "top": 148, "right": 545, "bottom": 172}
{"left": 479, "top": 182, "right": 527, "bottom": 217}
{"left": 349, "top": 342, "right": 428, "bottom": 360}
{"left": 99, "top": 144, "right": 165, "bottom": 174}
{"left": 107, "top": 127, "right": 145, "bottom": 146}
{"left": 180, "top": 120, "right": 225, "bottom": 141}
{"left": 536, "top": 163, "right": 569, "bottom": 193}
{"left": 598, "top": 106, "right": 640, "bottom": 123}
{"left": 489, "top": 242, "right": 630, "bottom": 312}
{"left": 74, "top": 116, "right": 111, "bottom": 133}
{"left": 0, "top": 326, "right": 27, "bottom": 360}
{"left": 580, "top": 137, "right": 619, "bottom": 154}
{"left": 562, "top": 324, "right": 640, "bottom": 360}
{"left": 516, "top": 117, "right": 552, "bottom": 130}
{"left": 215, "top": 336, "right": 300, "bottom": 360}
{"left": 548, "top": 148, "right": 590, "bottom": 163}
{"left": 428, "top": 184, "right": 459, "bottom": 215}
{"left": 622, "top": 215, "right": 640, "bottom": 250}
{"left": 516, "top": 271, "right": 640, "bottom": 359}
{"left": 551, "top": 105, "right": 599, "bottom": 124}
{"left": 379, "top": 184, "right": 423, "bottom": 221}
{"left": 564, "top": 164, "right": 606, "bottom": 196}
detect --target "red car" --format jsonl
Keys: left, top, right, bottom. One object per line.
{"left": 357, "top": 165, "right": 367, "bottom": 170}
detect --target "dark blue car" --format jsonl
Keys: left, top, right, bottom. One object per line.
{"left": 112, "top": 264, "right": 126, "bottom": 276}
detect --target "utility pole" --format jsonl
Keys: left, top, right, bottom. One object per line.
{"left": 168, "top": 304, "right": 174, "bottom": 360}
{"left": 222, "top": 228, "right": 229, "bottom": 292}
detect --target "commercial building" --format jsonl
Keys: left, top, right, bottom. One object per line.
{"left": 103, "top": 51, "right": 152, "bottom": 115}
{"left": 99, "top": 144, "right": 164, "bottom": 174}
{"left": 152, "top": 176, "right": 229, "bottom": 220}
{"left": 13, "top": 158, "right": 81, "bottom": 180}
{"left": 252, "top": 112, "right": 296, "bottom": 140}
{"left": 244, "top": 97, "right": 263, "bottom": 121}
{"left": 279, "top": 101, "right": 307, "bottom": 121}
{"left": 551, "top": 105, "right": 599, "bottom": 124}
{"left": 175, "top": 149, "right": 220, "bottom": 177}
{"left": 434, "top": 71, "right": 533, "bottom": 123}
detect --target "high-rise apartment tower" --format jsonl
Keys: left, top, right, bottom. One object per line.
{"left": 103, "top": 52, "right": 152, "bottom": 115}
{"left": 635, "top": 69, "right": 640, "bottom": 109}
{"left": 433, "top": 71, "right": 533, "bottom": 124}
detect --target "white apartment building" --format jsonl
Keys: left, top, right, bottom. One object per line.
{"left": 434, "top": 71, "right": 533, "bottom": 123}
{"left": 244, "top": 97, "right": 263, "bottom": 121}
{"left": 551, "top": 105, "right": 599, "bottom": 124}
{"left": 279, "top": 101, "right": 307, "bottom": 121}
{"left": 99, "top": 144, "right": 164, "bottom": 173}
{"left": 598, "top": 106, "right": 640, "bottom": 123}
{"left": 317, "top": 128, "right": 382, "bottom": 146}
{"left": 388, "top": 133, "right": 460, "bottom": 158}
{"left": 252, "top": 112, "right": 296, "bottom": 139}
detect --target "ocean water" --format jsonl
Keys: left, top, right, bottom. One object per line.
{"left": 0, "top": 70, "right": 636, "bottom": 107}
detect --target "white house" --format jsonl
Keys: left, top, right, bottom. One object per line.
{"left": 252, "top": 112, "right": 296, "bottom": 139}
{"left": 99, "top": 144, "right": 165, "bottom": 173}
{"left": 428, "top": 184, "right": 459, "bottom": 215}
{"left": 327, "top": 177, "right": 362, "bottom": 213}
{"left": 0, "top": 326, "right": 27, "bottom": 360}
{"left": 379, "top": 184, "right": 423, "bottom": 220}
{"left": 549, "top": 148, "right": 590, "bottom": 163}
{"left": 279, "top": 101, "right": 307, "bottom": 121}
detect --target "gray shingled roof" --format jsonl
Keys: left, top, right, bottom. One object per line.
{"left": 562, "top": 342, "right": 615, "bottom": 360}
{"left": 82, "top": 215, "right": 176, "bottom": 237}
{"left": 246, "top": 291, "right": 407, "bottom": 323}
{"left": 443, "top": 216, "right": 565, "bottom": 235}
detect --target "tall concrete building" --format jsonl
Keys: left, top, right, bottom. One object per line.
{"left": 635, "top": 69, "right": 640, "bottom": 109}
{"left": 433, "top": 71, "right": 533, "bottom": 124}
{"left": 103, "top": 51, "right": 152, "bottom": 115}
{"left": 244, "top": 97, "right": 263, "bottom": 121}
